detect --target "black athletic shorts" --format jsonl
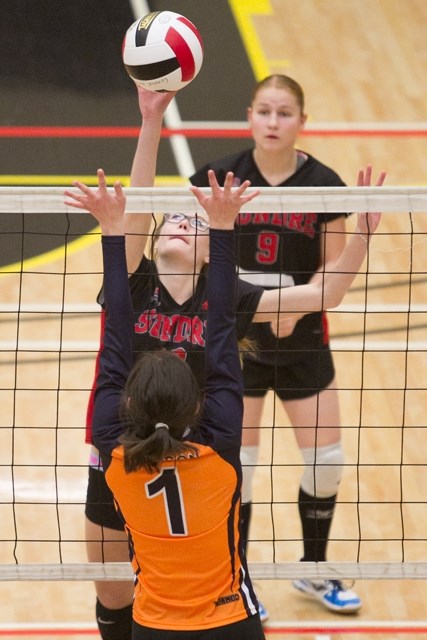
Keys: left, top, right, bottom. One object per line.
{"left": 133, "top": 614, "right": 265, "bottom": 640}
{"left": 85, "top": 465, "right": 125, "bottom": 531}
{"left": 242, "top": 347, "right": 335, "bottom": 401}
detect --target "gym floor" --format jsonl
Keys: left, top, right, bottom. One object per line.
{"left": 1, "top": 1, "right": 426, "bottom": 638}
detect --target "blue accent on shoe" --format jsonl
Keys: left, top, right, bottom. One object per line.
{"left": 258, "top": 600, "right": 269, "bottom": 623}
{"left": 292, "top": 578, "right": 362, "bottom": 613}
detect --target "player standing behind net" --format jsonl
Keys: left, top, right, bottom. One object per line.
{"left": 190, "top": 74, "right": 387, "bottom": 616}
{"left": 77, "top": 86, "right": 384, "bottom": 639}
{"left": 65, "top": 168, "right": 266, "bottom": 639}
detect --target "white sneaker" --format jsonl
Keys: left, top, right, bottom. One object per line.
{"left": 292, "top": 579, "right": 362, "bottom": 613}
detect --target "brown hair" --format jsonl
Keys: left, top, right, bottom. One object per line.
{"left": 119, "top": 350, "right": 200, "bottom": 473}
{"left": 251, "top": 74, "right": 305, "bottom": 114}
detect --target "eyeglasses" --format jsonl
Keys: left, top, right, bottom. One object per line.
{"left": 163, "top": 213, "right": 210, "bottom": 233}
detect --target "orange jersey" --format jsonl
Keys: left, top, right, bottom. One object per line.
{"left": 106, "top": 442, "right": 258, "bottom": 630}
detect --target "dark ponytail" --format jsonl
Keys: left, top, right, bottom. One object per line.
{"left": 119, "top": 350, "right": 200, "bottom": 473}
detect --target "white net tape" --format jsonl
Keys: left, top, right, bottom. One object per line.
{"left": 2, "top": 561, "right": 427, "bottom": 581}
{"left": 1, "top": 185, "right": 427, "bottom": 213}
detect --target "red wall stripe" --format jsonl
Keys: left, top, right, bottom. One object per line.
{"left": 0, "top": 126, "right": 426, "bottom": 138}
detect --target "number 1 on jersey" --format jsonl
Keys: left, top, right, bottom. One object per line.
{"left": 145, "top": 467, "right": 188, "bottom": 536}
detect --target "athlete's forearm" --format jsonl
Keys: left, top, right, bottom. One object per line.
{"left": 255, "top": 224, "right": 377, "bottom": 320}
{"left": 125, "top": 117, "right": 163, "bottom": 272}
{"left": 318, "top": 228, "right": 373, "bottom": 309}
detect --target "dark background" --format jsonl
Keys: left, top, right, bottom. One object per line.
{"left": 0, "top": 0, "right": 256, "bottom": 266}
{"left": 0, "top": 0, "right": 255, "bottom": 176}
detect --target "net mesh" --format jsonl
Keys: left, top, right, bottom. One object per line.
{"left": 1, "top": 185, "right": 426, "bottom": 581}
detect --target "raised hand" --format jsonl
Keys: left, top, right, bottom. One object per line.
{"left": 190, "top": 170, "right": 260, "bottom": 230}
{"left": 136, "top": 85, "right": 177, "bottom": 121}
{"left": 64, "top": 168, "right": 126, "bottom": 236}
{"left": 357, "top": 164, "right": 387, "bottom": 188}
{"left": 355, "top": 164, "right": 387, "bottom": 238}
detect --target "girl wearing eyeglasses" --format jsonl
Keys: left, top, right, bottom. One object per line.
{"left": 74, "top": 87, "right": 383, "bottom": 640}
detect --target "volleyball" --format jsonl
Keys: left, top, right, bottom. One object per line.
{"left": 122, "top": 11, "right": 204, "bottom": 92}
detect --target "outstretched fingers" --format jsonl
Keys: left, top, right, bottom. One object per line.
{"left": 189, "top": 170, "right": 260, "bottom": 229}
{"left": 96, "top": 168, "right": 107, "bottom": 190}
{"left": 64, "top": 169, "right": 126, "bottom": 233}
{"left": 226, "top": 173, "right": 260, "bottom": 204}
{"left": 210, "top": 170, "right": 260, "bottom": 205}
{"left": 112, "top": 179, "right": 125, "bottom": 204}
{"left": 64, "top": 170, "right": 106, "bottom": 210}
{"left": 357, "top": 165, "right": 371, "bottom": 187}
{"left": 375, "top": 170, "right": 387, "bottom": 187}
{"left": 237, "top": 183, "right": 261, "bottom": 205}
{"left": 357, "top": 164, "right": 387, "bottom": 187}
{"left": 63, "top": 182, "right": 91, "bottom": 210}
{"left": 354, "top": 164, "right": 387, "bottom": 236}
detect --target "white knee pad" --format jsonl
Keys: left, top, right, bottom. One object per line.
{"left": 300, "top": 442, "right": 344, "bottom": 498}
{"left": 240, "top": 446, "right": 259, "bottom": 504}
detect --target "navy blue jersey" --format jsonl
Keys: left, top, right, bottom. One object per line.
{"left": 190, "top": 149, "right": 347, "bottom": 366}
{"left": 92, "top": 232, "right": 259, "bottom": 631}
{"left": 127, "top": 255, "right": 263, "bottom": 386}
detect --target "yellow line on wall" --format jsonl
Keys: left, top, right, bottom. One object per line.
{"left": 0, "top": 175, "right": 187, "bottom": 186}
{"left": 0, "top": 230, "right": 100, "bottom": 273}
{"left": 0, "top": 175, "right": 187, "bottom": 271}
{"left": 0, "top": 175, "right": 126, "bottom": 186}
{"left": 227, "top": 0, "right": 275, "bottom": 80}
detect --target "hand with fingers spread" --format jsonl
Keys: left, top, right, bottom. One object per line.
{"left": 354, "top": 164, "right": 387, "bottom": 239}
{"left": 189, "top": 170, "right": 260, "bottom": 230}
{"left": 64, "top": 169, "right": 126, "bottom": 236}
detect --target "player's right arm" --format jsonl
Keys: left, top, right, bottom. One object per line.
{"left": 125, "top": 86, "right": 176, "bottom": 273}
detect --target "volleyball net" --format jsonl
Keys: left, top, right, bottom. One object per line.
{"left": 1, "top": 185, "right": 426, "bottom": 582}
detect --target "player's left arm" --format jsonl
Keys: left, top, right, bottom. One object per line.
{"left": 271, "top": 215, "right": 346, "bottom": 338}
{"left": 255, "top": 165, "right": 387, "bottom": 322}
{"left": 65, "top": 171, "right": 132, "bottom": 452}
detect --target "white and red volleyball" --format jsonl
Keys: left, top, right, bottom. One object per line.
{"left": 122, "top": 11, "right": 204, "bottom": 92}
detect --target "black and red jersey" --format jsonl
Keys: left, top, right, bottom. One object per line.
{"left": 86, "top": 254, "right": 263, "bottom": 442}
{"left": 128, "top": 254, "right": 263, "bottom": 379}
{"left": 190, "top": 149, "right": 347, "bottom": 365}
